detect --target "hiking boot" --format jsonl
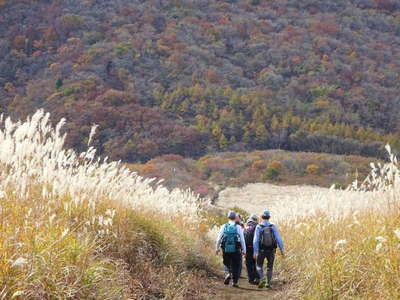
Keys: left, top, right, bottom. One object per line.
{"left": 249, "top": 279, "right": 260, "bottom": 285}
{"left": 258, "top": 278, "right": 267, "bottom": 289}
{"left": 223, "top": 274, "right": 231, "bottom": 285}
{"left": 232, "top": 282, "right": 239, "bottom": 288}
{"left": 266, "top": 283, "right": 272, "bottom": 289}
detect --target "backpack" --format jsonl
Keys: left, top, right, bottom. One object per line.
{"left": 222, "top": 223, "right": 240, "bottom": 253}
{"left": 260, "top": 224, "right": 277, "bottom": 250}
{"left": 244, "top": 223, "right": 256, "bottom": 248}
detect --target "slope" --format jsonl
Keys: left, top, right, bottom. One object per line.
{"left": 1, "top": 0, "right": 400, "bottom": 161}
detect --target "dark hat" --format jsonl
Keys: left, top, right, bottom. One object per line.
{"left": 261, "top": 210, "right": 271, "bottom": 218}
{"left": 247, "top": 214, "right": 259, "bottom": 223}
{"left": 227, "top": 211, "right": 237, "bottom": 220}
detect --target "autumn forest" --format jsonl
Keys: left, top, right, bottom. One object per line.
{"left": 1, "top": 0, "right": 400, "bottom": 162}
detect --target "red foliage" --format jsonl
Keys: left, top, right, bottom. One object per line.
{"left": 312, "top": 20, "right": 339, "bottom": 36}
{"left": 374, "top": 0, "right": 396, "bottom": 11}
{"left": 157, "top": 154, "right": 184, "bottom": 162}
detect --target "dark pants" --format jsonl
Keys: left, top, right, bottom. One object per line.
{"left": 245, "top": 248, "right": 259, "bottom": 283}
{"left": 223, "top": 251, "right": 242, "bottom": 284}
{"left": 256, "top": 249, "right": 276, "bottom": 284}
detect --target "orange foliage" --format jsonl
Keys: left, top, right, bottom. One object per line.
{"left": 268, "top": 160, "right": 283, "bottom": 171}
{"left": 306, "top": 164, "right": 320, "bottom": 174}
{"left": 206, "top": 69, "right": 219, "bottom": 84}
{"left": 13, "top": 35, "right": 25, "bottom": 50}
{"left": 252, "top": 160, "right": 268, "bottom": 170}
{"left": 141, "top": 163, "right": 157, "bottom": 174}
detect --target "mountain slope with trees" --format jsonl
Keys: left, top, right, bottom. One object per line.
{"left": 1, "top": 0, "right": 400, "bottom": 161}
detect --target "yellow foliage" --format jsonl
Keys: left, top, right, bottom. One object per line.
{"left": 314, "top": 98, "right": 330, "bottom": 109}
{"left": 306, "top": 164, "right": 319, "bottom": 174}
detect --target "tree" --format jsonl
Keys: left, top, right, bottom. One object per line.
{"left": 254, "top": 123, "right": 269, "bottom": 148}
{"left": 263, "top": 167, "right": 280, "bottom": 181}
{"left": 56, "top": 78, "right": 63, "bottom": 90}
{"left": 219, "top": 134, "right": 229, "bottom": 150}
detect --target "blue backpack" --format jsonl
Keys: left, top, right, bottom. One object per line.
{"left": 222, "top": 223, "right": 240, "bottom": 253}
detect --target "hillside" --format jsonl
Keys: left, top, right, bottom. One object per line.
{"left": 129, "top": 150, "right": 374, "bottom": 199}
{"left": 1, "top": 0, "right": 400, "bottom": 162}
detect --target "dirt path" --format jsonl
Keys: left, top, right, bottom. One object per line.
{"left": 210, "top": 272, "right": 289, "bottom": 300}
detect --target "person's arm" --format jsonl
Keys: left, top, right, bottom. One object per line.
{"left": 253, "top": 225, "right": 261, "bottom": 255}
{"left": 237, "top": 225, "right": 246, "bottom": 254}
{"left": 272, "top": 225, "right": 284, "bottom": 253}
{"left": 215, "top": 225, "right": 225, "bottom": 252}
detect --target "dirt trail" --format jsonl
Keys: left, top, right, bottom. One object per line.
{"left": 210, "top": 272, "right": 289, "bottom": 300}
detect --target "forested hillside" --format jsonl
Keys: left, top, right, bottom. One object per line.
{"left": 1, "top": 0, "right": 400, "bottom": 161}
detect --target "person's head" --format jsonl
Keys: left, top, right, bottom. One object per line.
{"left": 247, "top": 214, "right": 259, "bottom": 224}
{"left": 227, "top": 211, "right": 237, "bottom": 221}
{"left": 235, "top": 213, "right": 242, "bottom": 223}
{"left": 261, "top": 210, "right": 271, "bottom": 220}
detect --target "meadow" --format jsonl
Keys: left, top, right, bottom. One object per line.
{"left": 216, "top": 146, "right": 400, "bottom": 299}
{"left": 0, "top": 111, "right": 398, "bottom": 299}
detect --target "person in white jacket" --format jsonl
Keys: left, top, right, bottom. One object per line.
{"left": 215, "top": 211, "right": 246, "bottom": 287}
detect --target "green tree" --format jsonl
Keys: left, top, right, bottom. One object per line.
{"left": 55, "top": 78, "right": 63, "bottom": 90}
{"left": 219, "top": 134, "right": 229, "bottom": 150}
{"left": 254, "top": 123, "right": 269, "bottom": 147}
{"left": 263, "top": 167, "right": 280, "bottom": 181}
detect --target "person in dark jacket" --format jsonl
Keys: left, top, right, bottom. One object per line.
{"left": 244, "top": 214, "right": 260, "bottom": 285}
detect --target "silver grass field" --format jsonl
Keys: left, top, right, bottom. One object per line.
{"left": 0, "top": 111, "right": 399, "bottom": 299}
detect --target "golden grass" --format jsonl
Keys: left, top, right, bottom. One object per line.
{"left": 0, "top": 111, "right": 214, "bottom": 299}
{"left": 1, "top": 110, "right": 399, "bottom": 299}
{"left": 274, "top": 150, "right": 400, "bottom": 299}
{"left": 278, "top": 206, "right": 400, "bottom": 299}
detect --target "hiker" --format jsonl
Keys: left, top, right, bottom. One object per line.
{"left": 235, "top": 213, "right": 245, "bottom": 229}
{"left": 216, "top": 211, "right": 246, "bottom": 288}
{"left": 223, "top": 213, "right": 245, "bottom": 277}
{"left": 235, "top": 213, "right": 245, "bottom": 277}
{"left": 244, "top": 214, "right": 260, "bottom": 285}
{"left": 253, "top": 210, "right": 284, "bottom": 289}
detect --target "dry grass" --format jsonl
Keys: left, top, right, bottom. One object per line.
{"left": 0, "top": 111, "right": 214, "bottom": 299}
{"left": 2, "top": 110, "right": 399, "bottom": 299}
{"left": 278, "top": 205, "right": 400, "bottom": 299}
{"left": 218, "top": 147, "right": 400, "bottom": 299}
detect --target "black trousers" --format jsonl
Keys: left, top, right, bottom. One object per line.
{"left": 223, "top": 251, "right": 242, "bottom": 284}
{"left": 245, "top": 248, "right": 259, "bottom": 282}
{"left": 256, "top": 248, "right": 276, "bottom": 284}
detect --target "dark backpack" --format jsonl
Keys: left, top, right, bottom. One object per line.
{"left": 260, "top": 224, "right": 277, "bottom": 250}
{"left": 222, "top": 223, "right": 239, "bottom": 253}
{"left": 244, "top": 224, "right": 256, "bottom": 248}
